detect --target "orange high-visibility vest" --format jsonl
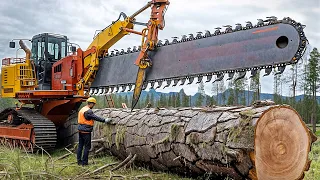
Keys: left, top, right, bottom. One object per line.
{"left": 78, "top": 106, "right": 94, "bottom": 126}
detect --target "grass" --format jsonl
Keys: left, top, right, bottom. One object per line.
{"left": 0, "top": 128, "right": 319, "bottom": 179}
{"left": 0, "top": 146, "right": 191, "bottom": 180}
{"left": 305, "top": 127, "right": 320, "bottom": 180}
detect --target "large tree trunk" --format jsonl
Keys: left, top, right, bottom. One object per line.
{"left": 92, "top": 103, "right": 317, "bottom": 179}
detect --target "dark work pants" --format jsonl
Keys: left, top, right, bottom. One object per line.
{"left": 77, "top": 132, "right": 91, "bottom": 165}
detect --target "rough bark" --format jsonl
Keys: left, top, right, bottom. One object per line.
{"left": 90, "top": 104, "right": 316, "bottom": 179}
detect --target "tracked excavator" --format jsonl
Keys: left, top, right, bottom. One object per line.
{"left": 0, "top": 0, "right": 308, "bottom": 151}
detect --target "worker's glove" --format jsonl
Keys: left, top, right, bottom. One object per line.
{"left": 104, "top": 117, "right": 112, "bottom": 124}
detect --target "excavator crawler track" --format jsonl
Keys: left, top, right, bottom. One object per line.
{"left": 0, "top": 107, "right": 56, "bottom": 152}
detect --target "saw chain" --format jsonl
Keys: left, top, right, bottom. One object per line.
{"left": 89, "top": 16, "right": 308, "bottom": 96}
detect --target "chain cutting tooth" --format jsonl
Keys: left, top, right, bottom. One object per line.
{"left": 127, "top": 47, "right": 131, "bottom": 53}
{"left": 266, "top": 16, "right": 278, "bottom": 24}
{"left": 275, "top": 66, "right": 286, "bottom": 75}
{"left": 213, "top": 73, "right": 224, "bottom": 83}
{"left": 180, "top": 78, "right": 186, "bottom": 85}
{"left": 172, "top": 37, "right": 179, "bottom": 44}
{"left": 109, "top": 86, "right": 114, "bottom": 93}
{"left": 196, "top": 32, "right": 203, "bottom": 39}
{"left": 93, "top": 88, "right": 99, "bottom": 95}
{"left": 115, "top": 49, "right": 119, "bottom": 56}
{"left": 235, "top": 23, "right": 242, "bottom": 31}
{"left": 250, "top": 69, "right": 258, "bottom": 78}
{"left": 150, "top": 81, "right": 155, "bottom": 89}
{"left": 227, "top": 72, "right": 235, "bottom": 80}
{"left": 196, "top": 76, "right": 203, "bottom": 84}
{"left": 257, "top": 19, "right": 265, "bottom": 26}
{"left": 164, "top": 79, "right": 172, "bottom": 88}
{"left": 121, "top": 85, "right": 126, "bottom": 92}
{"left": 223, "top": 25, "right": 233, "bottom": 33}
{"left": 110, "top": 51, "right": 115, "bottom": 57}
{"left": 155, "top": 81, "right": 163, "bottom": 89}
{"left": 128, "top": 84, "right": 133, "bottom": 91}
{"left": 157, "top": 40, "right": 163, "bottom": 46}
{"left": 89, "top": 88, "right": 94, "bottom": 95}
{"left": 142, "top": 83, "right": 148, "bottom": 90}
{"left": 246, "top": 21, "right": 253, "bottom": 29}
{"left": 206, "top": 74, "right": 212, "bottom": 82}
{"left": 133, "top": 46, "right": 138, "bottom": 52}
{"left": 181, "top": 35, "right": 187, "bottom": 42}
{"left": 205, "top": 30, "right": 211, "bottom": 37}
{"left": 102, "top": 88, "right": 107, "bottom": 95}
{"left": 104, "top": 87, "right": 109, "bottom": 94}
{"left": 98, "top": 88, "right": 103, "bottom": 95}
{"left": 164, "top": 39, "right": 170, "bottom": 45}
{"left": 114, "top": 86, "right": 120, "bottom": 93}
{"left": 263, "top": 67, "right": 272, "bottom": 76}
{"left": 187, "top": 77, "right": 194, "bottom": 84}
{"left": 235, "top": 71, "right": 246, "bottom": 81}
{"left": 214, "top": 27, "right": 221, "bottom": 35}
{"left": 188, "top": 34, "right": 194, "bottom": 40}
{"left": 120, "top": 49, "right": 125, "bottom": 55}
{"left": 172, "top": 79, "right": 179, "bottom": 86}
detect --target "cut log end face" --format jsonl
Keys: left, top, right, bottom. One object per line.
{"left": 255, "top": 106, "right": 311, "bottom": 180}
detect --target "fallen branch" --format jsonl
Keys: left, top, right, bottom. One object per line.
{"left": 111, "top": 153, "right": 133, "bottom": 171}
{"left": 109, "top": 171, "right": 127, "bottom": 180}
{"left": 133, "top": 174, "right": 153, "bottom": 180}
{"left": 123, "top": 154, "right": 137, "bottom": 169}
{"left": 55, "top": 152, "right": 72, "bottom": 161}
{"left": 91, "top": 138, "right": 106, "bottom": 143}
{"left": 94, "top": 146, "right": 106, "bottom": 154}
{"left": 84, "top": 162, "right": 118, "bottom": 176}
{"left": 65, "top": 147, "right": 73, "bottom": 154}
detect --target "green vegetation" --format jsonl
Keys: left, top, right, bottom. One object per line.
{"left": 305, "top": 127, "right": 320, "bottom": 180}
{"left": 0, "top": 146, "right": 191, "bottom": 179}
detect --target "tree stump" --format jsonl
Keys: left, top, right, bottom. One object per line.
{"left": 91, "top": 105, "right": 316, "bottom": 179}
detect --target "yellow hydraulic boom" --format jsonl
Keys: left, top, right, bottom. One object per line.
{"left": 75, "top": 0, "right": 170, "bottom": 97}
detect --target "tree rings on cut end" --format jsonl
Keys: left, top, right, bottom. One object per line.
{"left": 254, "top": 106, "right": 310, "bottom": 180}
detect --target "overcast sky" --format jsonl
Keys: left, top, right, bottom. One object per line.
{"left": 0, "top": 0, "right": 319, "bottom": 96}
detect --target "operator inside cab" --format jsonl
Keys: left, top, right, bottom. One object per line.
{"left": 77, "top": 97, "right": 112, "bottom": 166}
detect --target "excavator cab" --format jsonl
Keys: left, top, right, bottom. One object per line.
{"left": 31, "top": 33, "right": 68, "bottom": 90}
{"left": 1, "top": 33, "right": 68, "bottom": 97}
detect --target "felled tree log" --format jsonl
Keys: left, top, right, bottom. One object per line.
{"left": 92, "top": 105, "right": 317, "bottom": 179}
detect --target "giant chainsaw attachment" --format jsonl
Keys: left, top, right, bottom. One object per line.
{"left": 90, "top": 17, "right": 307, "bottom": 107}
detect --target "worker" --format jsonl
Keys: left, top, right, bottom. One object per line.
{"left": 77, "top": 97, "right": 112, "bottom": 166}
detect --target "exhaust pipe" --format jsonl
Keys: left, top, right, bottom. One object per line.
{"left": 19, "top": 40, "right": 31, "bottom": 60}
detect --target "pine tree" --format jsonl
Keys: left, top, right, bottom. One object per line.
{"left": 145, "top": 94, "right": 150, "bottom": 107}
{"left": 227, "top": 89, "right": 235, "bottom": 105}
{"left": 124, "top": 95, "right": 129, "bottom": 107}
{"left": 182, "top": 94, "right": 189, "bottom": 107}
{"left": 205, "top": 95, "right": 215, "bottom": 106}
{"left": 234, "top": 77, "right": 247, "bottom": 105}
{"left": 112, "top": 94, "right": 118, "bottom": 108}
{"left": 306, "top": 47, "right": 320, "bottom": 132}
{"left": 159, "top": 94, "right": 166, "bottom": 107}
{"left": 273, "top": 70, "right": 282, "bottom": 104}
{"left": 250, "top": 71, "right": 260, "bottom": 103}
{"left": 168, "top": 94, "right": 172, "bottom": 107}
{"left": 150, "top": 93, "right": 155, "bottom": 107}
{"left": 227, "top": 80, "right": 235, "bottom": 105}
{"left": 211, "top": 82, "right": 219, "bottom": 104}
{"left": 118, "top": 95, "right": 123, "bottom": 108}
{"left": 196, "top": 94, "right": 203, "bottom": 106}
{"left": 198, "top": 81, "right": 205, "bottom": 96}
{"left": 176, "top": 93, "right": 181, "bottom": 107}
